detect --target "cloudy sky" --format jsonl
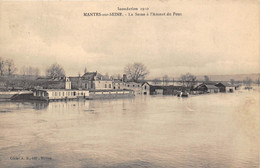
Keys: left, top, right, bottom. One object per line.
{"left": 0, "top": 0, "right": 259, "bottom": 78}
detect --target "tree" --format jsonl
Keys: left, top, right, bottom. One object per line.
{"left": 0, "top": 57, "right": 5, "bottom": 76}
{"left": 46, "top": 63, "right": 65, "bottom": 78}
{"left": 124, "top": 62, "right": 149, "bottom": 82}
{"left": 230, "top": 79, "right": 235, "bottom": 86}
{"left": 20, "top": 66, "right": 40, "bottom": 76}
{"left": 5, "top": 59, "right": 16, "bottom": 76}
{"left": 204, "top": 75, "right": 210, "bottom": 82}
{"left": 243, "top": 77, "right": 252, "bottom": 86}
{"left": 104, "top": 73, "right": 109, "bottom": 80}
{"left": 162, "top": 75, "right": 169, "bottom": 85}
{"left": 180, "top": 73, "right": 197, "bottom": 88}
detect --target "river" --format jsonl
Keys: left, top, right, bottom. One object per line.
{"left": 0, "top": 90, "right": 259, "bottom": 168}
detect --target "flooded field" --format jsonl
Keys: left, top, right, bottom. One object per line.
{"left": 0, "top": 90, "right": 259, "bottom": 168}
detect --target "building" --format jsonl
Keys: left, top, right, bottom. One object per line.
{"left": 94, "top": 80, "right": 113, "bottom": 90}
{"left": 141, "top": 82, "right": 150, "bottom": 95}
{"left": 113, "top": 79, "right": 124, "bottom": 89}
{"left": 194, "top": 83, "right": 220, "bottom": 93}
{"left": 69, "top": 72, "right": 96, "bottom": 90}
{"left": 69, "top": 72, "right": 114, "bottom": 90}
{"left": 149, "top": 85, "right": 183, "bottom": 95}
{"left": 122, "top": 82, "right": 143, "bottom": 95}
{"left": 215, "top": 82, "right": 235, "bottom": 92}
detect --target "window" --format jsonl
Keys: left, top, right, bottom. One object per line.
{"left": 73, "top": 92, "right": 76, "bottom": 96}
{"left": 109, "top": 84, "right": 111, "bottom": 88}
{"left": 59, "top": 92, "right": 61, "bottom": 96}
{"left": 133, "top": 85, "right": 135, "bottom": 87}
{"left": 145, "top": 86, "right": 147, "bottom": 90}
{"left": 105, "top": 84, "right": 107, "bottom": 88}
{"left": 128, "top": 85, "right": 130, "bottom": 87}
{"left": 63, "top": 92, "right": 64, "bottom": 96}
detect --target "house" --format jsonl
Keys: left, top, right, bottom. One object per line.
{"left": 69, "top": 72, "right": 114, "bottom": 90}
{"left": 215, "top": 82, "right": 235, "bottom": 92}
{"left": 122, "top": 82, "right": 143, "bottom": 95}
{"left": 194, "top": 83, "right": 220, "bottom": 93}
{"left": 141, "top": 82, "right": 150, "bottom": 95}
{"left": 69, "top": 72, "right": 96, "bottom": 90}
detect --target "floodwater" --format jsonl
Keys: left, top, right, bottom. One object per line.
{"left": 0, "top": 90, "right": 259, "bottom": 168}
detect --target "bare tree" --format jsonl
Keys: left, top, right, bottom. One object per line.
{"left": 104, "top": 73, "right": 109, "bottom": 80}
{"left": 124, "top": 62, "right": 149, "bottom": 82}
{"left": 162, "top": 75, "right": 169, "bottom": 85}
{"left": 243, "top": 77, "right": 252, "bottom": 86}
{"left": 152, "top": 78, "right": 160, "bottom": 85}
{"left": 46, "top": 63, "right": 65, "bottom": 78}
{"left": 204, "top": 75, "right": 210, "bottom": 82}
{"left": 5, "top": 59, "right": 16, "bottom": 76}
{"left": 20, "top": 66, "right": 40, "bottom": 76}
{"left": 230, "top": 79, "right": 235, "bottom": 86}
{"left": 180, "top": 73, "right": 197, "bottom": 88}
{"left": 0, "top": 57, "right": 5, "bottom": 76}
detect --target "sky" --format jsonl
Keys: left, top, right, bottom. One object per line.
{"left": 0, "top": 0, "right": 259, "bottom": 79}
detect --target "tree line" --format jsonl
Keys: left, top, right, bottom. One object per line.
{"left": 0, "top": 57, "right": 259, "bottom": 87}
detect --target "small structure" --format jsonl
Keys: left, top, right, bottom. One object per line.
{"left": 32, "top": 89, "right": 89, "bottom": 101}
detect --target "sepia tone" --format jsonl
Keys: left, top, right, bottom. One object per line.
{"left": 0, "top": 0, "right": 259, "bottom": 168}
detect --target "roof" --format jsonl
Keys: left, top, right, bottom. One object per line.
{"left": 81, "top": 72, "right": 97, "bottom": 80}
{"left": 125, "top": 82, "right": 142, "bottom": 85}
{"left": 203, "top": 82, "right": 218, "bottom": 85}
{"left": 205, "top": 84, "right": 219, "bottom": 89}
{"left": 142, "top": 82, "right": 151, "bottom": 86}
{"left": 217, "top": 82, "right": 234, "bottom": 87}
{"left": 34, "top": 89, "right": 85, "bottom": 92}
{"left": 36, "top": 77, "right": 65, "bottom": 82}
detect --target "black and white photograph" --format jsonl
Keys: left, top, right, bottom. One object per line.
{"left": 0, "top": 0, "right": 259, "bottom": 167}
